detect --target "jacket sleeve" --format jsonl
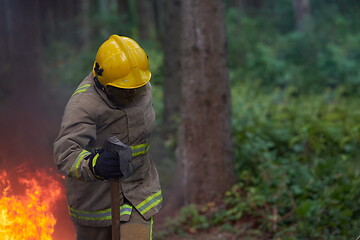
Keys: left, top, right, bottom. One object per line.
{"left": 54, "top": 98, "right": 98, "bottom": 181}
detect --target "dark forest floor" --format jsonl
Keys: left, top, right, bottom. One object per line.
{"left": 153, "top": 207, "right": 264, "bottom": 240}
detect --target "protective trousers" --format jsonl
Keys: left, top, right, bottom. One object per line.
{"left": 74, "top": 208, "right": 153, "bottom": 240}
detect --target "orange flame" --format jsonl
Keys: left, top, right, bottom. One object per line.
{"left": 0, "top": 167, "right": 64, "bottom": 240}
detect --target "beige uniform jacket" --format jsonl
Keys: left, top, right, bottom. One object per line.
{"left": 54, "top": 73, "right": 162, "bottom": 227}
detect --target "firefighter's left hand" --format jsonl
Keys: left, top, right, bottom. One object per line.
{"left": 88, "top": 149, "right": 123, "bottom": 179}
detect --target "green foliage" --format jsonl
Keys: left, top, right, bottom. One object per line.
{"left": 229, "top": 82, "right": 360, "bottom": 239}
{"left": 172, "top": 204, "right": 209, "bottom": 230}
{"left": 164, "top": 83, "right": 360, "bottom": 239}
{"left": 44, "top": 40, "right": 96, "bottom": 87}
{"left": 162, "top": 83, "right": 360, "bottom": 240}
{"left": 226, "top": 6, "right": 360, "bottom": 93}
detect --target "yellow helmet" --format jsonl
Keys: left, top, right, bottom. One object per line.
{"left": 92, "top": 35, "right": 151, "bottom": 89}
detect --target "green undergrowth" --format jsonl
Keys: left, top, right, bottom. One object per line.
{"left": 227, "top": 6, "right": 360, "bottom": 94}
{"left": 157, "top": 83, "right": 360, "bottom": 240}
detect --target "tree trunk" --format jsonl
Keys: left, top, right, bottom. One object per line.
{"left": 80, "top": 0, "right": 91, "bottom": 51}
{"left": 117, "top": 0, "right": 130, "bottom": 24}
{"left": 118, "top": 0, "right": 130, "bottom": 14}
{"left": 0, "top": 0, "right": 11, "bottom": 98}
{"left": 152, "top": 0, "right": 163, "bottom": 43}
{"left": 293, "top": 0, "right": 311, "bottom": 32}
{"left": 163, "top": 0, "right": 182, "bottom": 132}
{"left": 247, "top": 0, "right": 263, "bottom": 10}
{"left": 5, "top": 0, "right": 42, "bottom": 93}
{"left": 99, "top": 0, "right": 110, "bottom": 14}
{"left": 65, "top": 0, "right": 76, "bottom": 19}
{"left": 136, "top": 0, "right": 151, "bottom": 40}
{"left": 179, "top": 0, "right": 236, "bottom": 205}
{"left": 230, "top": 0, "right": 244, "bottom": 9}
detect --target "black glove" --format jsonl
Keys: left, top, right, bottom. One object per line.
{"left": 87, "top": 149, "right": 123, "bottom": 179}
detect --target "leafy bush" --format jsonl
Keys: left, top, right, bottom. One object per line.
{"left": 228, "top": 82, "right": 360, "bottom": 239}
{"left": 164, "top": 83, "right": 360, "bottom": 239}
{"left": 226, "top": 7, "right": 360, "bottom": 93}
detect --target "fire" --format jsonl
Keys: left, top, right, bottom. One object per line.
{"left": 0, "top": 166, "right": 64, "bottom": 240}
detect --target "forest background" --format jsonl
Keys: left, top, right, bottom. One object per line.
{"left": 1, "top": 0, "right": 360, "bottom": 239}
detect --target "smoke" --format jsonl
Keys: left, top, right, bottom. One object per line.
{"left": 0, "top": 0, "right": 58, "bottom": 171}
{"left": 0, "top": 86, "right": 55, "bottom": 170}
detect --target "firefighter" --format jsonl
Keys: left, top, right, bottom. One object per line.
{"left": 54, "top": 35, "right": 162, "bottom": 240}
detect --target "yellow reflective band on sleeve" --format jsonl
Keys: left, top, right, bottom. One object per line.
{"left": 69, "top": 204, "right": 133, "bottom": 221}
{"left": 120, "top": 204, "right": 133, "bottom": 216}
{"left": 72, "top": 84, "right": 91, "bottom": 96}
{"left": 136, "top": 190, "right": 162, "bottom": 215}
{"left": 131, "top": 143, "right": 150, "bottom": 157}
{"left": 70, "top": 150, "right": 90, "bottom": 179}
{"left": 92, "top": 153, "right": 100, "bottom": 168}
{"left": 91, "top": 153, "right": 103, "bottom": 179}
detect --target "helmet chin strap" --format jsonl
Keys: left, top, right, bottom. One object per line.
{"left": 94, "top": 76, "right": 106, "bottom": 92}
{"left": 93, "top": 62, "right": 106, "bottom": 92}
{"left": 93, "top": 76, "right": 117, "bottom": 104}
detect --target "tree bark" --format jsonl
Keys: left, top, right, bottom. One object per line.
{"left": 152, "top": 0, "right": 163, "bottom": 43}
{"left": 0, "top": 0, "right": 10, "bottom": 98}
{"left": 99, "top": 0, "right": 110, "bottom": 14}
{"left": 118, "top": 0, "right": 130, "bottom": 15}
{"left": 118, "top": 0, "right": 130, "bottom": 26}
{"left": 80, "top": 0, "right": 91, "bottom": 51}
{"left": 179, "top": 0, "right": 236, "bottom": 205}
{"left": 136, "top": 0, "right": 151, "bottom": 40}
{"left": 230, "top": 0, "right": 244, "bottom": 9}
{"left": 247, "top": 0, "right": 263, "bottom": 10}
{"left": 163, "top": 0, "right": 182, "bottom": 131}
{"left": 4, "top": 0, "right": 42, "bottom": 93}
{"left": 293, "top": 0, "right": 311, "bottom": 32}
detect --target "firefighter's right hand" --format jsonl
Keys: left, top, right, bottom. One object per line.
{"left": 88, "top": 149, "right": 123, "bottom": 179}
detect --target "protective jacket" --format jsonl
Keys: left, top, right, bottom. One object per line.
{"left": 54, "top": 73, "right": 162, "bottom": 227}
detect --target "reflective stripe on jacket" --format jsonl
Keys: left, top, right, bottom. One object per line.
{"left": 54, "top": 73, "right": 162, "bottom": 227}
{"left": 69, "top": 204, "right": 133, "bottom": 222}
